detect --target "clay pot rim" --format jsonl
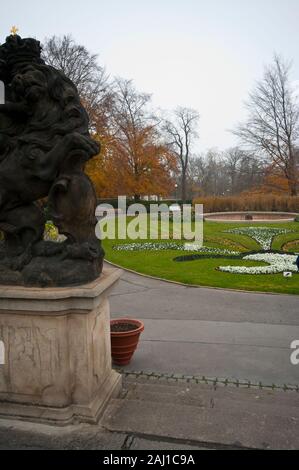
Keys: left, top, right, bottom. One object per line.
{"left": 110, "top": 318, "right": 144, "bottom": 337}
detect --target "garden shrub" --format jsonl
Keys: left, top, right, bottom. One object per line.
{"left": 193, "top": 194, "right": 299, "bottom": 213}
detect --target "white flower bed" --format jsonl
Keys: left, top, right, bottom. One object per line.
{"left": 219, "top": 253, "right": 298, "bottom": 275}
{"left": 113, "top": 242, "right": 239, "bottom": 255}
{"left": 224, "top": 227, "right": 294, "bottom": 250}
{"left": 112, "top": 227, "right": 299, "bottom": 276}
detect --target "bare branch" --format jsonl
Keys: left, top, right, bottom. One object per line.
{"left": 233, "top": 55, "right": 299, "bottom": 195}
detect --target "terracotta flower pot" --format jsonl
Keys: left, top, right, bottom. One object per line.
{"left": 110, "top": 318, "right": 144, "bottom": 366}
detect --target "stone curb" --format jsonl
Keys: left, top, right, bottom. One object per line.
{"left": 115, "top": 369, "right": 299, "bottom": 392}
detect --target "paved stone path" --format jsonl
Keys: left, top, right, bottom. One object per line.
{"left": 3, "top": 376, "right": 299, "bottom": 449}
{"left": 108, "top": 265, "right": 299, "bottom": 386}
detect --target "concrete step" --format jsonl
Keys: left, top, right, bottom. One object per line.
{"left": 126, "top": 388, "right": 208, "bottom": 407}
{"left": 124, "top": 378, "right": 299, "bottom": 410}
{"left": 102, "top": 378, "right": 299, "bottom": 449}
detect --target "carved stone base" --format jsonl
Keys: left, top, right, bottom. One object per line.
{"left": 0, "top": 267, "right": 122, "bottom": 425}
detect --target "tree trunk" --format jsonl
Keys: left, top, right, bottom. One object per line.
{"left": 289, "top": 180, "right": 297, "bottom": 196}
{"left": 287, "top": 158, "right": 298, "bottom": 196}
{"left": 181, "top": 171, "right": 187, "bottom": 203}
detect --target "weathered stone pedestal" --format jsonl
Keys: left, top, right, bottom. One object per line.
{"left": 0, "top": 267, "right": 122, "bottom": 425}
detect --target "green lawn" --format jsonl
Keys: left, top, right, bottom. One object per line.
{"left": 102, "top": 219, "right": 299, "bottom": 295}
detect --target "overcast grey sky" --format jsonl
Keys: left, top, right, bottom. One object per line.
{"left": 1, "top": 0, "right": 299, "bottom": 152}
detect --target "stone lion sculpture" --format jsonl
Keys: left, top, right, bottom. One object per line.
{"left": 0, "top": 34, "right": 104, "bottom": 286}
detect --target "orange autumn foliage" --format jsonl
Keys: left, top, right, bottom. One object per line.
{"left": 86, "top": 126, "right": 177, "bottom": 198}
{"left": 260, "top": 173, "right": 290, "bottom": 194}
{"left": 251, "top": 165, "right": 294, "bottom": 195}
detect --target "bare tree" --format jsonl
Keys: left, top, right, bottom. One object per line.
{"left": 233, "top": 55, "right": 299, "bottom": 195}
{"left": 224, "top": 147, "right": 246, "bottom": 194}
{"left": 42, "top": 35, "right": 111, "bottom": 133}
{"left": 110, "top": 78, "right": 176, "bottom": 201}
{"left": 163, "top": 107, "right": 199, "bottom": 202}
{"left": 112, "top": 78, "right": 153, "bottom": 134}
{"left": 187, "top": 155, "right": 207, "bottom": 197}
{"left": 188, "top": 148, "right": 263, "bottom": 197}
{"left": 237, "top": 153, "right": 264, "bottom": 193}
